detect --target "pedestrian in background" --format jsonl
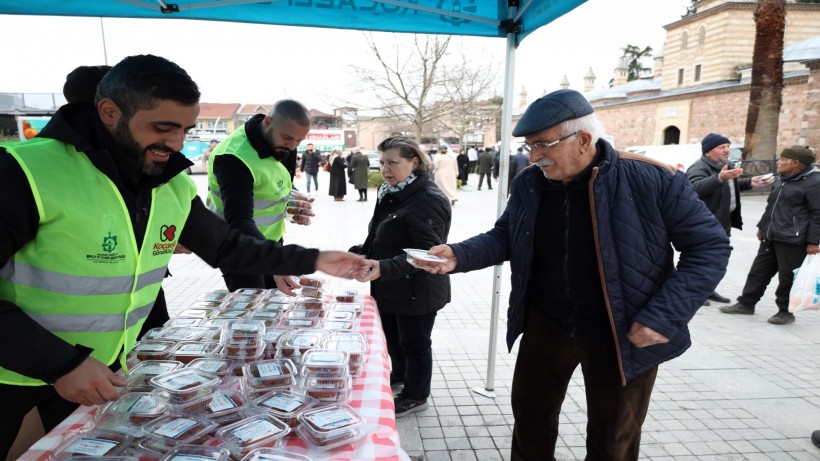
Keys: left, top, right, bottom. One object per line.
{"left": 456, "top": 149, "right": 470, "bottom": 186}
{"left": 686, "top": 133, "right": 774, "bottom": 305}
{"left": 328, "top": 148, "right": 348, "bottom": 201}
{"left": 720, "top": 145, "right": 819, "bottom": 325}
{"left": 349, "top": 147, "right": 370, "bottom": 201}
{"left": 423, "top": 89, "right": 730, "bottom": 461}
{"left": 434, "top": 146, "right": 459, "bottom": 206}
{"left": 477, "top": 147, "right": 494, "bottom": 191}
{"left": 353, "top": 136, "right": 451, "bottom": 418}
{"left": 300, "top": 143, "right": 322, "bottom": 194}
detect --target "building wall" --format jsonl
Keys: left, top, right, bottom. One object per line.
{"left": 801, "top": 62, "right": 820, "bottom": 150}
{"left": 593, "top": 77, "right": 809, "bottom": 154}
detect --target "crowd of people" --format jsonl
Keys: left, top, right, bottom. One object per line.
{"left": 0, "top": 54, "right": 817, "bottom": 461}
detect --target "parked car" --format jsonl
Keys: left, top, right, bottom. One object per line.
{"left": 624, "top": 143, "right": 743, "bottom": 171}
{"left": 366, "top": 152, "right": 380, "bottom": 170}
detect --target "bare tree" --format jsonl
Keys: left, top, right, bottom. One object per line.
{"left": 743, "top": 0, "right": 786, "bottom": 160}
{"left": 353, "top": 33, "right": 451, "bottom": 141}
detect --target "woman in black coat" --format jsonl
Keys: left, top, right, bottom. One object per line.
{"left": 353, "top": 136, "right": 452, "bottom": 417}
{"left": 327, "top": 149, "right": 347, "bottom": 201}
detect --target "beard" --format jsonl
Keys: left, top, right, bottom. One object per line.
{"left": 113, "top": 118, "right": 173, "bottom": 176}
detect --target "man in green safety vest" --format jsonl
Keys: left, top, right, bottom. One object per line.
{"left": 207, "top": 99, "right": 314, "bottom": 295}
{"left": 0, "top": 54, "right": 367, "bottom": 459}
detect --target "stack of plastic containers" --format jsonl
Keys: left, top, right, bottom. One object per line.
{"left": 299, "top": 349, "right": 352, "bottom": 404}
{"left": 296, "top": 404, "right": 365, "bottom": 452}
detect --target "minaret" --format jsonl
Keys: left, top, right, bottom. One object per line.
{"left": 518, "top": 86, "right": 528, "bottom": 108}
{"left": 583, "top": 67, "right": 596, "bottom": 92}
{"left": 560, "top": 75, "right": 570, "bottom": 90}
{"left": 612, "top": 57, "right": 629, "bottom": 87}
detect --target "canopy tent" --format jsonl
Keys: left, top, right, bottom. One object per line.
{"left": 0, "top": 0, "right": 587, "bottom": 396}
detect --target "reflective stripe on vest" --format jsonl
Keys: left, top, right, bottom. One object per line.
{"left": 206, "top": 125, "right": 291, "bottom": 241}
{"left": 0, "top": 138, "right": 196, "bottom": 386}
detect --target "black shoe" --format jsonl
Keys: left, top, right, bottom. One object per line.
{"left": 702, "top": 300, "right": 711, "bottom": 306}
{"left": 811, "top": 430, "right": 820, "bottom": 449}
{"left": 767, "top": 311, "right": 795, "bottom": 325}
{"left": 488, "top": 187, "right": 493, "bottom": 190}
{"left": 708, "top": 292, "right": 731, "bottom": 303}
{"left": 394, "top": 395, "right": 428, "bottom": 417}
{"left": 719, "top": 302, "right": 754, "bottom": 315}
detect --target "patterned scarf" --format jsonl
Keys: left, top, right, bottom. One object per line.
{"left": 377, "top": 173, "right": 418, "bottom": 202}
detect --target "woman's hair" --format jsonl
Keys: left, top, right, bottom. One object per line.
{"left": 331, "top": 149, "right": 341, "bottom": 155}
{"left": 95, "top": 54, "right": 200, "bottom": 120}
{"left": 377, "top": 136, "right": 432, "bottom": 175}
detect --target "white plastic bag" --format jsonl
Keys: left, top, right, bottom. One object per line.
{"left": 788, "top": 254, "right": 820, "bottom": 312}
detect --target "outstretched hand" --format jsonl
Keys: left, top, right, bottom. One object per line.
{"left": 274, "top": 275, "right": 300, "bottom": 296}
{"left": 54, "top": 357, "right": 126, "bottom": 407}
{"left": 316, "top": 251, "right": 369, "bottom": 280}
{"left": 356, "top": 259, "right": 381, "bottom": 283}
{"left": 420, "top": 245, "right": 458, "bottom": 274}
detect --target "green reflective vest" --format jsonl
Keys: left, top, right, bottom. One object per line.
{"left": 0, "top": 138, "right": 196, "bottom": 386}
{"left": 206, "top": 125, "right": 291, "bottom": 242}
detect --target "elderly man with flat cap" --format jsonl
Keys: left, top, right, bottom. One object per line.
{"left": 686, "top": 133, "right": 774, "bottom": 305}
{"left": 721, "top": 145, "right": 819, "bottom": 325}
{"left": 423, "top": 89, "right": 731, "bottom": 460}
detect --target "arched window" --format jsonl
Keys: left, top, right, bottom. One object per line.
{"left": 698, "top": 26, "right": 706, "bottom": 46}
{"left": 681, "top": 31, "right": 689, "bottom": 50}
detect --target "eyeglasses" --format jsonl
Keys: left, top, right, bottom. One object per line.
{"left": 522, "top": 131, "right": 580, "bottom": 154}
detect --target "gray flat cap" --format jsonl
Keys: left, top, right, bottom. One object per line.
{"left": 512, "top": 89, "right": 593, "bottom": 137}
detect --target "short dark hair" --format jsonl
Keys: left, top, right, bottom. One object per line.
{"left": 377, "top": 136, "right": 432, "bottom": 175}
{"left": 63, "top": 65, "right": 111, "bottom": 103}
{"left": 270, "top": 99, "right": 310, "bottom": 127}
{"left": 95, "top": 54, "right": 200, "bottom": 119}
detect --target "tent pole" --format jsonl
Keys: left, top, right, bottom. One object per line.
{"left": 472, "top": 5, "right": 518, "bottom": 400}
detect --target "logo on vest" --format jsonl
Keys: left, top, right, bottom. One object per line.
{"left": 86, "top": 231, "right": 125, "bottom": 263}
{"left": 153, "top": 224, "right": 178, "bottom": 256}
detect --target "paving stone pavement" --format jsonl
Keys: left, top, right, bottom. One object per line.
{"left": 166, "top": 172, "right": 820, "bottom": 460}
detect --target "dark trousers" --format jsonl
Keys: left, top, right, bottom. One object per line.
{"left": 478, "top": 173, "right": 492, "bottom": 190}
{"left": 510, "top": 309, "right": 657, "bottom": 461}
{"left": 380, "top": 311, "right": 437, "bottom": 401}
{"left": 0, "top": 384, "right": 80, "bottom": 460}
{"left": 358, "top": 188, "right": 367, "bottom": 200}
{"left": 305, "top": 172, "right": 318, "bottom": 193}
{"left": 738, "top": 240, "right": 807, "bottom": 311}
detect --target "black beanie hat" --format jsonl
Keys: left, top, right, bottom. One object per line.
{"left": 701, "top": 133, "right": 731, "bottom": 154}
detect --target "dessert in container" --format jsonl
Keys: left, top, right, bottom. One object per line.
{"left": 275, "top": 318, "right": 319, "bottom": 330}
{"left": 275, "top": 330, "right": 327, "bottom": 360}
{"left": 261, "top": 329, "right": 289, "bottom": 359}
{"left": 162, "top": 317, "right": 202, "bottom": 328}
{"left": 96, "top": 392, "right": 168, "bottom": 426}
{"left": 283, "top": 309, "right": 322, "bottom": 320}
{"left": 242, "top": 359, "right": 297, "bottom": 388}
{"left": 139, "top": 415, "right": 216, "bottom": 453}
{"left": 288, "top": 297, "right": 324, "bottom": 310}
{"left": 257, "top": 301, "right": 290, "bottom": 312}
{"left": 332, "top": 289, "right": 357, "bottom": 303}
{"left": 214, "top": 308, "right": 255, "bottom": 319}
{"left": 154, "top": 326, "right": 210, "bottom": 342}
{"left": 249, "top": 310, "right": 282, "bottom": 328}
{"left": 296, "top": 404, "right": 364, "bottom": 451}
{"left": 298, "top": 286, "right": 323, "bottom": 299}
{"left": 158, "top": 445, "right": 231, "bottom": 461}
{"left": 231, "top": 293, "right": 267, "bottom": 304}
{"left": 323, "top": 310, "right": 355, "bottom": 322}
{"left": 170, "top": 341, "right": 221, "bottom": 364}
{"left": 149, "top": 368, "right": 220, "bottom": 404}
{"left": 178, "top": 308, "right": 217, "bottom": 318}
{"left": 320, "top": 320, "right": 354, "bottom": 331}
{"left": 184, "top": 357, "right": 234, "bottom": 379}
{"left": 300, "top": 350, "right": 349, "bottom": 376}
{"left": 403, "top": 248, "right": 448, "bottom": 268}
{"left": 48, "top": 429, "right": 131, "bottom": 459}
{"left": 221, "top": 320, "right": 266, "bottom": 346}
{"left": 321, "top": 338, "right": 367, "bottom": 363}
{"left": 187, "top": 300, "right": 224, "bottom": 310}
{"left": 232, "top": 288, "right": 270, "bottom": 297}
{"left": 266, "top": 295, "right": 294, "bottom": 304}
{"left": 128, "top": 341, "right": 176, "bottom": 362}
{"left": 215, "top": 414, "right": 290, "bottom": 459}
{"left": 288, "top": 190, "right": 310, "bottom": 202}
{"left": 297, "top": 275, "right": 326, "bottom": 288}
{"left": 301, "top": 375, "right": 352, "bottom": 403}
{"left": 171, "top": 389, "right": 247, "bottom": 425}
{"left": 329, "top": 303, "right": 363, "bottom": 317}
{"left": 124, "top": 358, "right": 183, "bottom": 390}
{"left": 239, "top": 448, "right": 312, "bottom": 461}
{"left": 250, "top": 390, "right": 317, "bottom": 428}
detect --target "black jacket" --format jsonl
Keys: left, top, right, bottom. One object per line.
{"left": 352, "top": 174, "right": 452, "bottom": 315}
{"left": 300, "top": 150, "right": 323, "bottom": 174}
{"left": 212, "top": 114, "right": 297, "bottom": 241}
{"left": 686, "top": 155, "right": 752, "bottom": 233}
{"left": 0, "top": 103, "right": 317, "bottom": 383}
{"left": 759, "top": 167, "right": 820, "bottom": 246}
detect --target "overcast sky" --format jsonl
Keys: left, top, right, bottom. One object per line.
{"left": 0, "top": 0, "right": 690, "bottom": 112}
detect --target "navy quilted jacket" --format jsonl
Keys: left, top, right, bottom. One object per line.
{"left": 451, "top": 140, "right": 731, "bottom": 383}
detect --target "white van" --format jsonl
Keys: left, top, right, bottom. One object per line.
{"left": 624, "top": 143, "right": 743, "bottom": 171}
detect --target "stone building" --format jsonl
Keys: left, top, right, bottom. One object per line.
{"left": 533, "top": 0, "right": 820, "bottom": 157}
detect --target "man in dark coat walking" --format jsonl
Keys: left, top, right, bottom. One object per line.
{"left": 477, "top": 147, "right": 494, "bottom": 191}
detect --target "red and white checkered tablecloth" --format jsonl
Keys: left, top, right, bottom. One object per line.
{"left": 19, "top": 296, "right": 410, "bottom": 461}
